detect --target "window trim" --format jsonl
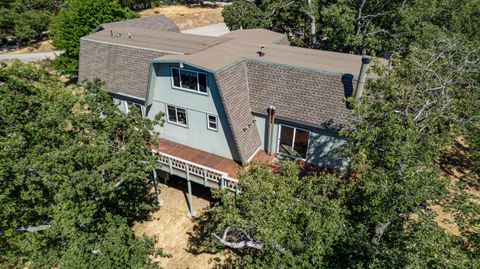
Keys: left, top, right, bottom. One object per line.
{"left": 276, "top": 124, "right": 311, "bottom": 161}
{"left": 166, "top": 104, "right": 188, "bottom": 128}
{"left": 206, "top": 114, "right": 218, "bottom": 131}
{"left": 170, "top": 67, "right": 208, "bottom": 95}
{"left": 122, "top": 100, "right": 146, "bottom": 117}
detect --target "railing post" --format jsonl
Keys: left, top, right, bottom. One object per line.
{"left": 168, "top": 157, "right": 173, "bottom": 174}
{"left": 203, "top": 168, "right": 208, "bottom": 187}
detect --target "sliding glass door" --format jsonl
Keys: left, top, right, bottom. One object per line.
{"left": 278, "top": 125, "right": 310, "bottom": 160}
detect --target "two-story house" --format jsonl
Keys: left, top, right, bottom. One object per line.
{"left": 78, "top": 16, "right": 374, "bottom": 215}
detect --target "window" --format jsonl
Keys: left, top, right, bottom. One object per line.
{"left": 207, "top": 114, "right": 218, "bottom": 131}
{"left": 123, "top": 101, "right": 145, "bottom": 117}
{"left": 278, "top": 125, "right": 310, "bottom": 159}
{"left": 167, "top": 105, "right": 187, "bottom": 126}
{"left": 171, "top": 67, "right": 207, "bottom": 94}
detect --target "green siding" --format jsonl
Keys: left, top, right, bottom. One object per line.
{"left": 147, "top": 63, "right": 240, "bottom": 160}
{"left": 254, "top": 115, "right": 348, "bottom": 169}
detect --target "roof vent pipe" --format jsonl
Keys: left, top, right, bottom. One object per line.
{"left": 355, "top": 56, "right": 371, "bottom": 99}
{"left": 257, "top": 45, "right": 265, "bottom": 57}
{"left": 128, "top": 33, "right": 131, "bottom": 38}
{"left": 110, "top": 30, "right": 113, "bottom": 37}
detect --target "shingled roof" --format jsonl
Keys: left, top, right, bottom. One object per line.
{"left": 78, "top": 20, "right": 377, "bottom": 163}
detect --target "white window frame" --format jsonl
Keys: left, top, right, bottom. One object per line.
{"left": 206, "top": 114, "right": 218, "bottom": 131}
{"left": 276, "top": 124, "right": 311, "bottom": 161}
{"left": 166, "top": 104, "right": 188, "bottom": 127}
{"left": 170, "top": 67, "right": 208, "bottom": 95}
{"left": 122, "top": 100, "right": 146, "bottom": 117}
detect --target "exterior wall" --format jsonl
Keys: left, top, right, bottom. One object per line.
{"left": 254, "top": 115, "right": 348, "bottom": 169}
{"left": 215, "top": 62, "right": 262, "bottom": 163}
{"left": 78, "top": 39, "right": 169, "bottom": 100}
{"left": 148, "top": 62, "right": 240, "bottom": 161}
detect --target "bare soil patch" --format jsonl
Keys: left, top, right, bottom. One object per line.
{"left": 140, "top": 5, "right": 224, "bottom": 30}
{"left": 133, "top": 179, "right": 229, "bottom": 269}
{"left": 14, "top": 40, "right": 55, "bottom": 54}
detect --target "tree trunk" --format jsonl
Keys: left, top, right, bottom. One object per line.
{"left": 308, "top": 0, "right": 317, "bottom": 48}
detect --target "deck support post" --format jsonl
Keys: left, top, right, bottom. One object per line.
{"left": 186, "top": 166, "right": 196, "bottom": 218}
{"left": 152, "top": 169, "right": 163, "bottom": 207}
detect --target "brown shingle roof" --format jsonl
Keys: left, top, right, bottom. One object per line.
{"left": 78, "top": 39, "right": 168, "bottom": 100}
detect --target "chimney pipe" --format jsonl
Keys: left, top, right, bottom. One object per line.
{"left": 266, "top": 105, "right": 276, "bottom": 155}
{"left": 355, "top": 56, "right": 371, "bottom": 99}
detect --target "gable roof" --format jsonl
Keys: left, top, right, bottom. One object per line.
{"left": 79, "top": 21, "right": 380, "bottom": 163}
{"left": 94, "top": 15, "right": 180, "bottom": 33}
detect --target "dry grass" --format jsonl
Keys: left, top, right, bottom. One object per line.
{"left": 428, "top": 137, "right": 480, "bottom": 235}
{"left": 14, "top": 40, "right": 54, "bottom": 54}
{"left": 139, "top": 5, "right": 224, "bottom": 30}
{"left": 133, "top": 180, "right": 230, "bottom": 269}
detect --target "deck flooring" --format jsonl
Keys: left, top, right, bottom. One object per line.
{"left": 153, "top": 138, "right": 275, "bottom": 178}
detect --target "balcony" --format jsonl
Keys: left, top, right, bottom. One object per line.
{"left": 152, "top": 138, "right": 275, "bottom": 193}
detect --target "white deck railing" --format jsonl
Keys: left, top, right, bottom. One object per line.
{"left": 157, "top": 151, "right": 239, "bottom": 193}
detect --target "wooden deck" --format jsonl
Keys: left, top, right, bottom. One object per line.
{"left": 153, "top": 138, "right": 275, "bottom": 178}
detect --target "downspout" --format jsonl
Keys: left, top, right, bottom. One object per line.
{"left": 266, "top": 106, "right": 276, "bottom": 155}
{"left": 355, "top": 56, "right": 371, "bottom": 99}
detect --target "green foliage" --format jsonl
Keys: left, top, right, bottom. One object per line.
{"left": 222, "top": 0, "right": 269, "bottom": 31}
{"left": 0, "top": 62, "right": 163, "bottom": 268}
{"left": 0, "top": 0, "right": 55, "bottom": 41}
{"left": 206, "top": 35, "right": 479, "bottom": 268}
{"left": 50, "top": 0, "right": 137, "bottom": 75}
{"left": 335, "top": 37, "right": 480, "bottom": 267}
{"left": 205, "top": 162, "right": 346, "bottom": 268}
{"left": 223, "top": 0, "right": 480, "bottom": 54}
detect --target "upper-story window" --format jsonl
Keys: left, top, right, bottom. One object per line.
{"left": 277, "top": 125, "right": 310, "bottom": 160}
{"left": 167, "top": 104, "right": 188, "bottom": 127}
{"left": 171, "top": 67, "right": 207, "bottom": 94}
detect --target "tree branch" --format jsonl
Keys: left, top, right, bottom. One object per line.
{"left": 371, "top": 221, "right": 391, "bottom": 244}
{"left": 212, "top": 227, "right": 263, "bottom": 250}
{"left": 17, "top": 224, "right": 51, "bottom": 233}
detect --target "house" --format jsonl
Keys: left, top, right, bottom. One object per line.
{"left": 78, "top": 16, "right": 374, "bottom": 214}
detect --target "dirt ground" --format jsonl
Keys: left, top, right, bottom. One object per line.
{"left": 430, "top": 137, "right": 480, "bottom": 236}
{"left": 133, "top": 179, "right": 229, "bottom": 269}
{"left": 140, "top": 5, "right": 224, "bottom": 30}
{"left": 13, "top": 40, "right": 54, "bottom": 54}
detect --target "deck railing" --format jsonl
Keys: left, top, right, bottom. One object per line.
{"left": 157, "top": 151, "right": 240, "bottom": 193}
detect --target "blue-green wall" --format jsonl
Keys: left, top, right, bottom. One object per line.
{"left": 147, "top": 63, "right": 240, "bottom": 161}
{"left": 254, "top": 115, "right": 348, "bottom": 169}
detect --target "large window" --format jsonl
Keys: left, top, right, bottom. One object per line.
{"left": 171, "top": 67, "right": 207, "bottom": 94}
{"left": 278, "top": 125, "right": 310, "bottom": 159}
{"left": 167, "top": 105, "right": 188, "bottom": 127}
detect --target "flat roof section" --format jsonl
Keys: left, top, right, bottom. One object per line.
{"left": 155, "top": 39, "right": 364, "bottom": 76}
{"left": 82, "top": 27, "right": 231, "bottom": 54}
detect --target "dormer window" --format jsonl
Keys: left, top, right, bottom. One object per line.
{"left": 171, "top": 67, "right": 207, "bottom": 94}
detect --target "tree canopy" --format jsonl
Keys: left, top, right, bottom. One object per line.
{"left": 0, "top": 61, "right": 164, "bottom": 268}
{"left": 0, "top": 0, "right": 58, "bottom": 41}
{"left": 50, "top": 0, "right": 137, "bottom": 75}
{"left": 204, "top": 38, "right": 479, "bottom": 267}
{"left": 223, "top": 0, "right": 480, "bottom": 54}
